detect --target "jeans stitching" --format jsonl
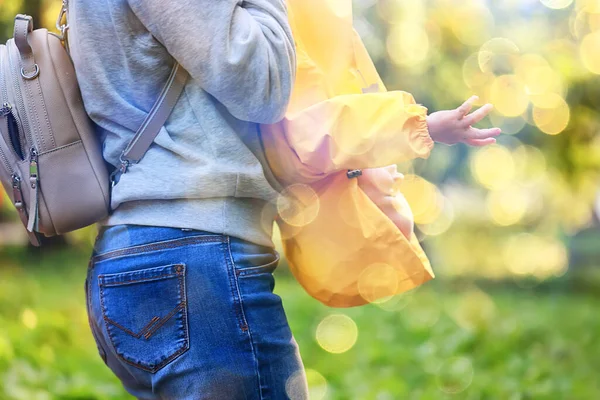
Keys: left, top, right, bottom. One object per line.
{"left": 226, "top": 236, "right": 264, "bottom": 400}
{"left": 105, "top": 315, "right": 160, "bottom": 339}
{"left": 223, "top": 238, "right": 247, "bottom": 332}
{"left": 143, "top": 302, "right": 187, "bottom": 340}
{"left": 236, "top": 253, "right": 281, "bottom": 277}
{"left": 178, "top": 264, "right": 190, "bottom": 358}
{"left": 99, "top": 273, "right": 179, "bottom": 287}
{"left": 93, "top": 235, "right": 224, "bottom": 263}
{"left": 85, "top": 277, "right": 108, "bottom": 365}
{"left": 98, "top": 265, "right": 190, "bottom": 373}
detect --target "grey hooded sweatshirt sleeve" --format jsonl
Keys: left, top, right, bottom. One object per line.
{"left": 68, "top": 0, "right": 296, "bottom": 247}
{"left": 128, "top": 0, "right": 296, "bottom": 123}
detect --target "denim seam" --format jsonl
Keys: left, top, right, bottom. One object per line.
{"left": 100, "top": 273, "right": 178, "bottom": 287}
{"left": 222, "top": 237, "right": 247, "bottom": 332}
{"left": 85, "top": 277, "right": 108, "bottom": 365}
{"left": 236, "top": 253, "right": 281, "bottom": 277}
{"left": 92, "top": 235, "right": 224, "bottom": 264}
{"left": 178, "top": 263, "right": 190, "bottom": 361}
{"left": 226, "top": 235, "right": 265, "bottom": 400}
{"left": 98, "top": 265, "right": 190, "bottom": 373}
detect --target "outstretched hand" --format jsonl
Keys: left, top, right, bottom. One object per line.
{"left": 426, "top": 96, "right": 502, "bottom": 147}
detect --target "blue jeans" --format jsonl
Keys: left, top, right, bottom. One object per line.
{"left": 86, "top": 225, "right": 308, "bottom": 399}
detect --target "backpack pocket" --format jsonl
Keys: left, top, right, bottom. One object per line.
{"left": 5, "top": 108, "right": 24, "bottom": 160}
{"left": 0, "top": 103, "right": 25, "bottom": 160}
{"left": 98, "top": 263, "right": 190, "bottom": 373}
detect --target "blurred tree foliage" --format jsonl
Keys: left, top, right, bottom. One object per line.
{"left": 352, "top": 0, "right": 600, "bottom": 279}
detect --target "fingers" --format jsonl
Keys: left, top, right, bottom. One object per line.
{"left": 463, "top": 103, "right": 494, "bottom": 126}
{"left": 468, "top": 127, "right": 502, "bottom": 140}
{"left": 457, "top": 95, "right": 479, "bottom": 118}
{"left": 391, "top": 173, "right": 404, "bottom": 195}
{"left": 465, "top": 138, "right": 497, "bottom": 147}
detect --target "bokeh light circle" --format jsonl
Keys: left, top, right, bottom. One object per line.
{"left": 21, "top": 309, "right": 37, "bottom": 330}
{"left": 277, "top": 184, "right": 320, "bottom": 227}
{"left": 357, "top": 263, "right": 399, "bottom": 304}
{"left": 450, "top": 4, "right": 495, "bottom": 46}
{"left": 450, "top": 289, "right": 497, "bottom": 332}
{"left": 418, "top": 196, "right": 455, "bottom": 236}
{"left": 541, "top": 0, "right": 574, "bottom": 10}
{"left": 513, "top": 145, "right": 548, "bottom": 183}
{"left": 502, "top": 234, "right": 569, "bottom": 279}
{"left": 285, "top": 369, "right": 328, "bottom": 400}
{"left": 401, "top": 175, "right": 443, "bottom": 224}
{"left": 515, "top": 54, "right": 559, "bottom": 96}
{"left": 387, "top": 22, "right": 430, "bottom": 67}
{"left": 463, "top": 53, "right": 494, "bottom": 89}
{"left": 375, "top": 289, "right": 416, "bottom": 312}
{"left": 478, "top": 37, "right": 520, "bottom": 74}
{"left": 489, "top": 113, "right": 527, "bottom": 135}
{"left": 489, "top": 75, "right": 529, "bottom": 117}
{"left": 436, "top": 357, "right": 475, "bottom": 394}
{"left": 580, "top": 31, "right": 600, "bottom": 74}
{"left": 486, "top": 188, "right": 529, "bottom": 226}
{"left": 471, "top": 145, "right": 516, "bottom": 190}
{"left": 316, "top": 314, "right": 358, "bottom": 354}
{"left": 305, "top": 369, "right": 328, "bottom": 400}
{"left": 578, "top": 0, "right": 600, "bottom": 14}
{"left": 532, "top": 93, "right": 570, "bottom": 135}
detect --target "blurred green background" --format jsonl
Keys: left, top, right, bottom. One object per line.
{"left": 1, "top": 0, "right": 600, "bottom": 399}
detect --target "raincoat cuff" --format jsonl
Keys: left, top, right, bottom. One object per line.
{"left": 411, "top": 106, "right": 435, "bottom": 159}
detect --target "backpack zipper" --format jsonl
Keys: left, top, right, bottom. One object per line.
{"left": 11, "top": 173, "right": 25, "bottom": 214}
{"left": 1, "top": 47, "right": 24, "bottom": 159}
{"left": 1, "top": 48, "right": 26, "bottom": 155}
{"left": 7, "top": 43, "right": 35, "bottom": 153}
{"left": 0, "top": 106, "right": 15, "bottom": 175}
{"left": 27, "top": 147, "right": 39, "bottom": 232}
{"left": 0, "top": 107, "right": 23, "bottom": 223}
{"left": 0, "top": 49, "right": 16, "bottom": 174}
{"left": 0, "top": 145, "right": 13, "bottom": 177}
{"left": 26, "top": 146, "right": 39, "bottom": 232}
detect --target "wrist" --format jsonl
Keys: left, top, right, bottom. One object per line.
{"left": 426, "top": 115, "right": 440, "bottom": 143}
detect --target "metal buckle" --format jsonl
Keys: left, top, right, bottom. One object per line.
{"left": 55, "top": 0, "right": 69, "bottom": 41}
{"left": 21, "top": 64, "right": 40, "bottom": 80}
{"left": 110, "top": 153, "right": 132, "bottom": 187}
{"left": 347, "top": 169, "right": 363, "bottom": 179}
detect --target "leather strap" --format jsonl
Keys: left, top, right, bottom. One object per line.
{"left": 122, "top": 63, "right": 189, "bottom": 163}
{"left": 14, "top": 14, "right": 38, "bottom": 78}
{"left": 17, "top": 208, "right": 41, "bottom": 247}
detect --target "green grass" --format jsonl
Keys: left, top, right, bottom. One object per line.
{"left": 0, "top": 247, "right": 599, "bottom": 399}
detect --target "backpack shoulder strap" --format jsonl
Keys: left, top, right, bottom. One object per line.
{"left": 122, "top": 62, "right": 188, "bottom": 162}
{"left": 110, "top": 62, "right": 188, "bottom": 186}
{"left": 61, "top": 0, "right": 189, "bottom": 186}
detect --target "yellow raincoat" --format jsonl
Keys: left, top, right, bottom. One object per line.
{"left": 260, "top": 0, "right": 435, "bottom": 307}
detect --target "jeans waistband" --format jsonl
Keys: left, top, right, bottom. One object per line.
{"left": 93, "top": 224, "right": 223, "bottom": 258}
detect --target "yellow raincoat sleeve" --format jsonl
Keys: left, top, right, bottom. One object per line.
{"left": 269, "top": 0, "right": 434, "bottom": 176}
{"left": 283, "top": 89, "right": 433, "bottom": 173}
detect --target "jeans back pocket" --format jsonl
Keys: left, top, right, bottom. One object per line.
{"left": 98, "top": 263, "right": 189, "bottom": 373}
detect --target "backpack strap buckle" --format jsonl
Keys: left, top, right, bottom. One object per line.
{"left": 14, "top": 15, "right": 39, "bottom": 80}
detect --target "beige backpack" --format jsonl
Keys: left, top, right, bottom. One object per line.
{"left": 0, "top": 2, "right": 187, "bottom": 246}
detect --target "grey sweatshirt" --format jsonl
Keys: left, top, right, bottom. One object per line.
{"left": 68, "top": 0, "right": 296, "bottom": 247}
